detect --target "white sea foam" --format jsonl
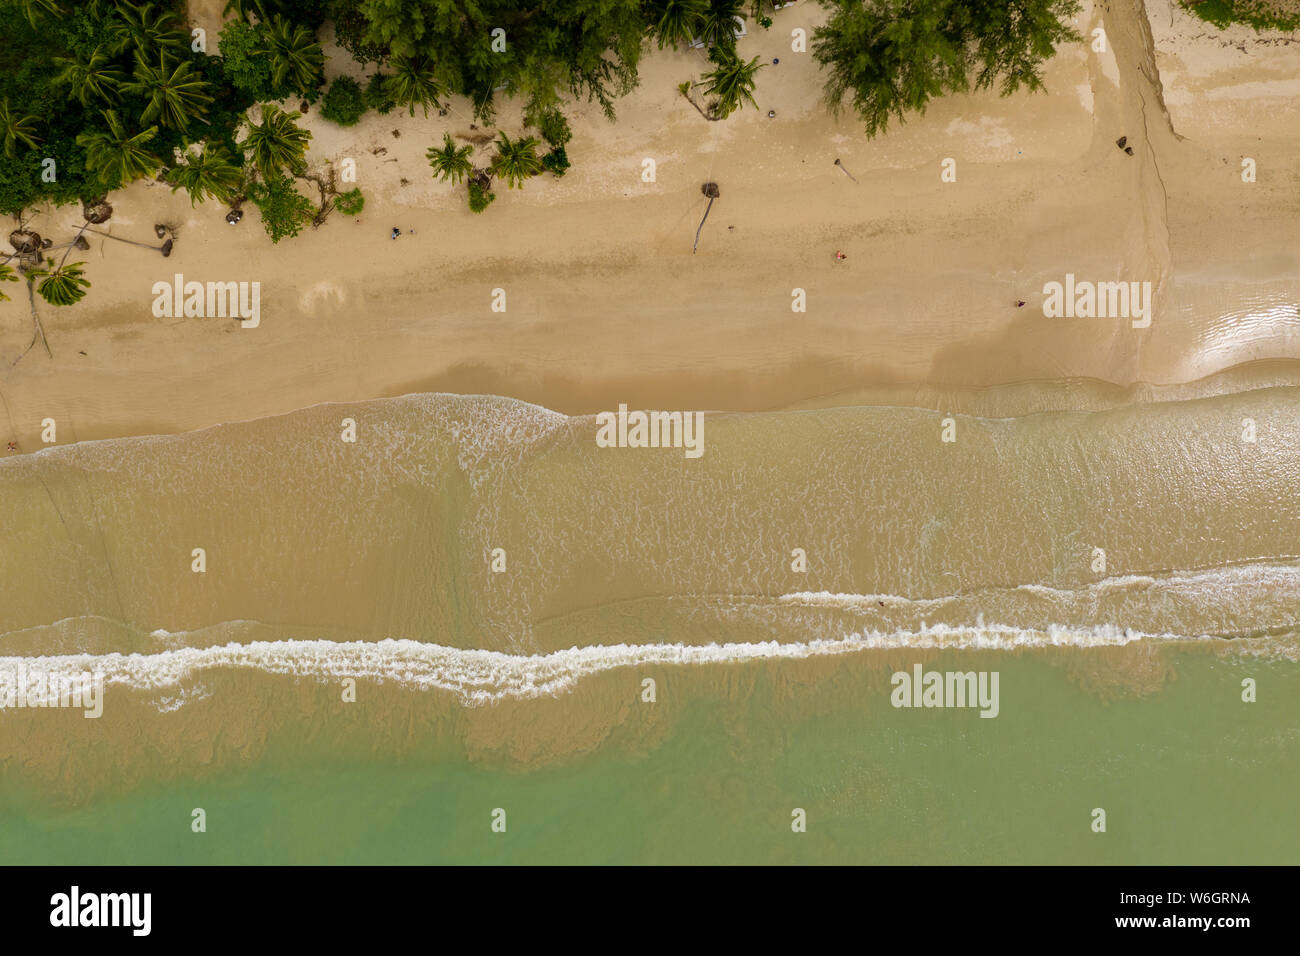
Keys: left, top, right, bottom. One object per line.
{"left": 782, "top": 562, "right": 1300, "bottom": 608}
{"left": 0, "top": 623, "right": 1209, "bottom": 710}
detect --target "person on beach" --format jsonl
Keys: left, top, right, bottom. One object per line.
{"left": 835, "top": 251, "right": 846, "bottom": 261}
{"left": 6, "top": 441, "right": 16, "bottom": 451}
{"left": 391, "top": 227, "right": 401, "bottom": 240}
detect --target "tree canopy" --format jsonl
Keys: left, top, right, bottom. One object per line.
{"left": 813, "top": 0, "right": 1081, "bottom": 137}
{"left": 357, "top": 0, "right": 646, "bottom": 121}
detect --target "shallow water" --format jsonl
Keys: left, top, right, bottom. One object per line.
{"left": 0, "top": 388, "right": 1296, "bottom": 861}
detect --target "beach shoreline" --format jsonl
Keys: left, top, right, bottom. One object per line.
{"left": 1, "top": 0, "right": 1297, "bottom": 451}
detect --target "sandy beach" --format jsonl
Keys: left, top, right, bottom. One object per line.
{"left": 1, "top": 0, "right": 1297, "bottom": 450}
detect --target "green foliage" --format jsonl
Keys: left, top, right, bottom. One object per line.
{"left": 813, "top": 0, "right": 1081, "bottom": 138}
{"left": 241, "top": 104, "right": 312, "bottom": 178}
{"left": 1180, "top": 0, "right": 1300, "bottom": 30}
{"left": 16, "top": 0, "right": 60, "bottom": 29}
{"left": 331, "top": 0, "right": 390, "bottom": 64}
{"left": 219, "top": 21, "right": 280, "bottom": 102}
{"left": 51, "top": 48, "right": 127, "bottom": 107}
{"left": 364, "top": 72, "right": 396, "bottom": 113}
{"left": 489, "top": 131, "right": 543, "bottom": 189}
{"left": 247, "top": 173, "right": 313, "bottom": 242}
{"left": 0, "top": 98, "right": 41, "bottom": 156}
{"left": 333, "top": 186, "right": 364, "bottom": 215}
{"left": 218, "top": 16, "right": 324, "bottom": 102}
{"left": 0, "top": 262, "right": 18, "bottom": 301}
{"left": 31, "top": 257, "right": 91, "bottom": 307}
{"left": 320, "top": 76, "right": 368, "bottom": 126}
{"left": 467, "top": 177, "right": 495, "bottom": 213}
{"left": 426, "top": 132, "right": 473, "bottom": 185}
{"left": 541, "top": 145, "right": 569, "bottom": 176}
{"left": 532, "top": 106, "right": 572, "bottom": 148}
{"left": 385, "top": 53, "right": 443, "bottom": 116}
{"left": 76, "top": 109, "right": 162, "bottom": 189}
{"left": 701, "top": 49, "right": 764, "bottom": 119}
{"left": 358, "top": 0, "right": 646, "bottom": 121}
{"left": 167, "top": 142, "right": 244, "bottom": 205}
{"left": 699, "top": 0, "right": 745, "bottom": 52}
{"left": 263, "top": 14, "right": 326, "bottom": 96}
{"left": 123, "top": 49, "right": 214, "bottom": 131}
{"left": 647, "top": 0, "right": 708, "bottom": 50}
{"left": 110, "top": 2, "right": 188, "bottom": 56}
{"left": 645, "top": 0, "right": 756, "bottom": 52}
{"left": 0, "top": 0, "right": 319, "bottom": 215}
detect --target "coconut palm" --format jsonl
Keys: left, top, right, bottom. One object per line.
{"left": 702, "top": 51, "right": 764, "bottom": 118}
{"left": 0, "top": 100, "right": 41, "bottom": 157}
{"left": 76, "top": 110, "right": 163, "bottom": 186}
{"left": 30, "top": 257, "right": 91, "bottom": 307}
{"left": 261, "top": 15, "right": 325, "bottom": 95}
{"left": 52, "top": 48, "right": 127, "bottom": 106}
{"left": 17, "top": 0, "right": 61, "bottom": 26}
{"left": 426, "top": 133, "right": 473, "bottom": 185}
{"left": 650, "top": 0, "right": 707, "bottom": 50}
{"left": 489, "top": 132, "right": 543, "bottom": 190}
{"left": 108, "top": 1, "right": 187, "bottom": 55}
{"left": 699, "top": 0, "right": 744, "bottom": 51}
{"left": 386, "top": 54, "right": 443, "bottom": 117}
{"left": 123, "top": 50, "right": 213, "bottom": 131}
{"left": 168, "top": 142, "right": 243, "bottom": 205}
{"left": 241, "top": 104, "right": 311, "bottom": 178}
{"left": 693, "top": 181, "right": 719, "bottom": 252}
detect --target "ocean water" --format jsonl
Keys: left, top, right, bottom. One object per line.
{"left": 0, "top": 389, "right": 1297, "bottom": 862}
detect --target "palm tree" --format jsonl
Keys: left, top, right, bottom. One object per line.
{"left": 17, "top": 0, "right": 60, "bottom": 27}
{"left": 52, "top": 48, "right": 126, "bottom": 106}
{"left": 699, "top": 0, "right": 744, "bottom": 51}
{"left": 30, "top": 257, "right": 91, "bottom": 307}
{"left": 76, "top": 110, "right": 163, "bottom": 186}
{"left": 109, "top": 1, "right": 187, "bottom": 55}
{"left": 261, "top": 15, "right": 324, "bottom": 95}
{"left": 386, "top": 54, "right": 443, "bottom": 117}
{"left": 489, "top": 132, "right": 543, "bottom": 190}
{"left": 0, "top": 100, "right": 41, "bottom": 157}
{"left": 167, "top": 142, "right": 243, "bottom": 205}
{"left": 702, "top": 51, "right": 764, "bottom": 119}
{"left": 426, "top": 133, "right": 473, "bottom": 185}
{"left": 123, "top": 50, "right": 213, "bottom": 131}
{"left": 650, "top": 0, "right": 706, "bottom": 50}
{"left": 693, "top": 181, "right": 719, "bottom": 252}
{"left": 78, "top": 226, "right": 173, "bottom": 254}
{"left": 241, "top": 104, "right": 311, "bottom": 178}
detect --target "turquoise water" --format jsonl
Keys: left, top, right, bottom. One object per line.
{"left": 3, "top": 652, "right": 1294, "bottom": 864}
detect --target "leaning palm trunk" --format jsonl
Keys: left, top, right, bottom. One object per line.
{"left": 679, "top": 82, "right": 716, "bottom": 121}
{"left": 24, "top": 276, "right": 51, "bottom": 359}
{"left": 79, "top": 225, "right": 172, "bottom": 255}
{"left": 693, "top": 182, "right": 720, "bottom": 253}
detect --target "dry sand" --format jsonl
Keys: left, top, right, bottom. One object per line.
{"left": 1, "top": 0, "right": 1298, "bottom": 449}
